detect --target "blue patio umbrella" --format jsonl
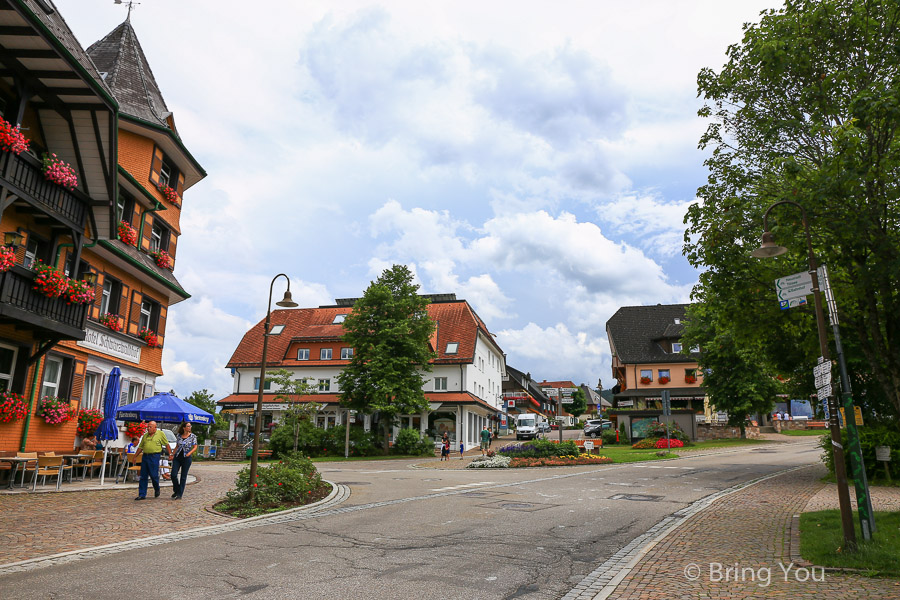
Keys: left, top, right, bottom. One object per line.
{"left": 96, "top": 366, "right": 122, "bottom": 485}
{"left": 116, "top": 392, "right": 213, "bottom": 424}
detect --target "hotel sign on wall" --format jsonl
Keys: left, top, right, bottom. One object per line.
{"left": 77, "top": 327, "right": 142, "bottom": 364}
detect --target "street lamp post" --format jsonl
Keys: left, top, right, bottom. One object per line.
{"left": 248, "top": 274, "right": 298, "bottom": 504}
{"left": 750, "top": 200, "right": 856, "bottom": 549}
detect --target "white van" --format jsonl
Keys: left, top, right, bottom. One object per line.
{"left": 516, "top": 415, "right": 539, "bottom": 441}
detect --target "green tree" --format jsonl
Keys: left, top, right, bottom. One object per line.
{"left": 680, "top": 306, "right": 781, "bottom": 437}
{"left": 687, "top": 0, "right": 900, "bottom": 423}
{"left": 567, "top": 388, "right": 587, "bottom": 418}
{"left": 184, "top": 389, "right": 227, "bottom": 443}
{"left": 266, "top": 369, "right": 321, "bottom": 452}
{"left": 337, "top": 265, "right": 436, "bottom": 450}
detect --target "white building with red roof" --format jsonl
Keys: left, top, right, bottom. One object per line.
{"left": 218, "top": 294, "right": 506, "bottom": 449}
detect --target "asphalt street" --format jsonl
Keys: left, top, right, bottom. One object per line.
{"left": 0, "top": 440, "right": 822, "bottom": 599}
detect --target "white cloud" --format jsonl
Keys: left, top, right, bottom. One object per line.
{"left": 596, "top": 193, "right": 698, "bottom": 257}
{"left": 497, "top": 323, "right": 607, "bottom": 386}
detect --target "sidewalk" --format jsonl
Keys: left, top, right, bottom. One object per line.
{"left": 581, "top": 465, "right": 900, "bottom": 599}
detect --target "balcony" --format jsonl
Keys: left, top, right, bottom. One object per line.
{"left": 0, "top": 151, "right": 89, "bottom": 230}
{"left": 0, "top": 266, "right": 87, "bottom": 340}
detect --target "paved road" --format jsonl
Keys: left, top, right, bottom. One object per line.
{"left": 0, "top": 440, "right": 823, "bottom": 599}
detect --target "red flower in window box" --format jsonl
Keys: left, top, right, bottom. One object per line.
{"left": 0, "top": 246, "right": 15, "bottom": 272}
{"left": 65, "top": 278, "right": 96, "bottom": 305}
{"left": 32, "top": 260, "right": 69, "bottom": 298}
{"left": 685, "top": 374, "right": 697, "bottom": 384}
{"left": 139, "top": 327, "right": 160, "bottom": 348}
{"left": 0, "top": 117, "right": 29, "bottom": 154}
{"left": 658, "top": 376, "right": 670, "bottom": 384}
{"left": 99, "top": 312, "right": 123, "bottom": 332}
{"left": 156, "top": 183, "right": 181, "bottom": 207}
{"left": 125, "top": 421, "right": 147, "bottom": 438}
{"left": 76, "top": 408, "right": 104, "bottom": 438}
{"left": 149, "top": 249, "right": 172, "bottom": 270}
{"left": 0, "top": 391, "right": 28, "bottom": 424}
{"left": 118, "top": 221, "right": 137, "bottom": 246}
{"left": 640, "top": 376, "right": 651, "bottom": 385}
{"left": 41, "top": 153, "right": 78, "bottom": 190}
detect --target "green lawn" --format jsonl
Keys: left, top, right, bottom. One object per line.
{"left": 678, "top": 438, "right": 768, "bottom": 449}
{"left": 781, "top": 429, "right": 829, "bottom": 436}
{"left": 591, "top": 446, "right": 678, "bottom": 463}
{"left": 800, "top": 510, "right": 900, "bottom": 576}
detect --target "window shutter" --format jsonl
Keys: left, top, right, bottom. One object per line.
{"left": 156, "top": 305, "right": 167, "bottom": 347}
{"left": 148, "top": 146, "right": 164, "bottom": 187}
{"left": 91, "top": 272, "right": 105, "bottom": 320}
{"left": 128, "top": 290, "right": 143, "bottom": 336}
{"left": 140, "top": 213, "right": 152, "bottom": 251}
{"left": 118, "top": 283, "right": 130, "bottom": 331}
{"left": 166, "top": 234, "right": 176, "bottom": 257}
{"left": 14, "top": 231, "right": 27, "bottom": 264}
{"left": 176, "top": 172, "right": 184, "bottom": 198}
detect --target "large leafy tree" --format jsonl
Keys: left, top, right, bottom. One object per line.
{"left": 266, "top": 369, "right": 321, "bottom": 452}
{"left": 567, "top": 388, "right": 588, "bottom": 419}
{"left": 337, "top": 265, "right": 436, "bottom": 450}
{"left": 184, "top": 389, "right": 227, "bottom": 443}
{"left": 686, "top": 0, "right": 900, "bottom": 422}
{"left": 680, "top": 305, "right": 781, "bottom": 437}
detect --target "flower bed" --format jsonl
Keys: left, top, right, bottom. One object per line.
{"left": 497, "top": 439, "right": 580, "bottom": 458}
{"left": 0, "top": 246, "right": 15, "bottom": 272}
{"left": 65, "top": 278, "right": 95, "bottom": 304}
{"left": 0, "top": 391, "right": 28, "bottom": 424}
{"left": 466, "top": 455, "right": 511, "bottom": 468}
{"left": 41, "top": 153, "right": 78, "bottom": 190}
{"left": 37, "top": 396, "right": 72, "bottom": 425}
{"left": 149, "top": 249, "right": 172, "bottom": 269}
{"left": 99, "top": 312, "right": 122, "bottom": 332}
{"left": 32, "top": 261, "right": 68, "bottom": 298}
{"left": 76, "top": 408, "right": 104, "bottom": 438}
{"left": 655, "top": 438, "right": 684, "bottom": 449}
{"left": 117, "top": 221, "right": 137, "bottom": 246}
{"left": 125, "top": 421, "right": 147, "bottom": 438}
{"left": 631, "top": 437, "right": 660, "bottom": 449}
{"left": 509, "top": 454, "right": 613, "bottom": 468}
{"left": 139, "top": 327, "right": 159, "bottom": 348}
{"left": 0, "top": 117, "right": 29, "bottom": 154}
{"left": 156, "top": 183, "right": 180, "bottom": 207}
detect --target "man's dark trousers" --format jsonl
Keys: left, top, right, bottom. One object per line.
{"left": 138, "top": 452, "right": 161, "bottom": 498}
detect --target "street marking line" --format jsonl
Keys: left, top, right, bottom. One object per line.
{"left": 430, "top": 481, "right": 494, "bottom": 492}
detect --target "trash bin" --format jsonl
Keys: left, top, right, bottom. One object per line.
{"left": 246, "top": 447, "right": 252, "bottom": 459}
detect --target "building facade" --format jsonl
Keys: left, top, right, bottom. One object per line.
{"left": 0, "top": 4, "right": 202, "bottom": 453}
{"left": 606, "top": 304, "right": 706, "bottom": 440}
{"left": 218, "top": 295, "right": 506, "bottom": 450}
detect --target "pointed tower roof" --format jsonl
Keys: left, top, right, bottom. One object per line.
{"left": 86, "top": 19, "right": 170, "bottom": 128}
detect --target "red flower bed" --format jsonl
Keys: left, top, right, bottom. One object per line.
{"left": 139, "top": 327, "right": 159, "bottom": 348}
{"left": 510, "top": 455, "right": 613, "bottom": 468}
{"left": 0, "top": 246, "right": 15, "bottom": 272}
{"left": 149, "top": 249, "right": 172, "bottom": 269}
{"left": 65, "top": 278, "right": 95, "bottom": 304}
{"left": 685, "top": 375, "right": 697, "bottom": 384}
{"left": 640, "top": 376, "right": 651, "bottom": 384}
{"left": 658, "top": 376, "right": 670, "bottom": 384}
{"left": 0, "top": 391, "right": 28, "bottom": 424}
{"left": 41, "top": 153, "right": 78, "bottom": 190}
{"left": 655, "top": 438, "right": 684, "bottom": 449}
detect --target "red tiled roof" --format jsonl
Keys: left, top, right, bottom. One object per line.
{"left": 537, "top": 380, "right": 578, "bottom": 389}
{"left": 216, "top": 391, "right": 499, "bottom": 412}
{"left": 226, "top": 300, "right": 501, "bottom": 369}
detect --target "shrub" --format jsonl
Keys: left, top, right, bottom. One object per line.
{"left": 618, "top": 422, "right": 629, "bottom": 443}
{"left": 269, "top": 421, "right": 382, "bottom": 457}
{"left": 645, "top": 420, "right": 690, "bottom": 442}
{"left": 655, "top": 438, "right": 684, "bottom": 449}
{"left": 601, "top": 429, "right": 617, "bottom": 445}
{"left": 820, "top": 425, "right": 900, "bottom": 481}
{"left": 497, "top": 439, "right": 580, "bottom": 458}
{"left": 632, "top": 437, "right": 660, "bottom": 449}
{"left": 467, "top": 455, "right": 511, "bottom": 468}
{"left": 226, "top": 451, "right": 323, "bottom": 506}
{"left": 392, "top": 427, "right": 434, "bottom": 456}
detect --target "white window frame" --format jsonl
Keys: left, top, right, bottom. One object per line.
{"left": 40, "top": 356, "right": 63, "bottom": 398}
{"left": 445, "top": 342, "right": 458, "bottom": 354}
{"left": 318, "top": 378, "right": 331, "bottom": 392}
{"left": 100, "top": 280, "right": 113, "bottom": 315}
{"left": 297, "top": 348, "right": 310, "bottom": 360}
{"left": 320, "top": 348, "right": 332, "bottom": 360}
{"left": 253, "top": 377, "right": 272, "bottom": 391}
{"left": 82, "top": 372, "right": 98, "bottom": 409}
{"left": 640, "top": 369, "right": 652, "bottom": 382}
{"left": 0, "top": 343, "right": 18, "bottom": 392}
{"left": 150, "top": 224, "right": 162, "bottom": 253}
{"left": 128, "top": 381, "right": 142, "bottom": 405}
{"left": 658, "top": 369, "right": 670, "bottom": 380}
{"left": 672, "top": 342, "right": 682, "bottom": 353}
{"left": 340, "top": 347, "right": 354, "bottom": 360}
{"left": 139, "top": 300, "right": 153, "bottom": 331}
{"left": 434, "top": 377, "right": 448, "bottom": 391}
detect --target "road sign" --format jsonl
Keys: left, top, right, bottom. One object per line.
{"left": 839, "top": 406, "right": 864, "bottom": 426}
{"left": 813, "top": 360, "right": 832, "bottom": 378}
{"left": 560, "top": 387, "right": 578, "bottom": 393}
{"left": 561, "top": 396, "right": 574, "bottom": 404}
{"left": 775, "top": 271, "right": 814, "bottom": 301}
{"left": 816, "top": 384, "right": 832, "bottom": 401}
{"left": 542, "top": 387, "right": 559, "bottom": 397}
{"left": 661, "top": 390, "right": 671, "bottom": 416}
{"left": 814, "top": 370, "right": 832, "bottom": 389}
{"left": 779, "top": 297, "right": 808, "bottom": 310}
{"left": 584, "top": 441, "right": 594, "bottom": 451}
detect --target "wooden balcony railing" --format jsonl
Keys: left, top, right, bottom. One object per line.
{"left": 0, "top": 151, "right": 89, "bottom": 229}
{"left": 0, "top": 265, "right": 88, "bottom": 339}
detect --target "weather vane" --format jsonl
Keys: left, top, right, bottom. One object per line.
{"left": 113, "top": 0, "right": 141, "bottom": 20}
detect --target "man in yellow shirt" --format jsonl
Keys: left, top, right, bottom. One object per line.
{"left": 135, "top": 421, "right": 170, "bottom": 500}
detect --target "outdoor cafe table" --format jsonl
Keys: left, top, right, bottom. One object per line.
{"left": 0, "top": 456, "right": 34, "bottom": 489}
{"left": 61, "top": 454, "right": 89, "bottom": 482}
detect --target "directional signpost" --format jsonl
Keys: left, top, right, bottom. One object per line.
{"left": 661, "top": 390, "right": 671, "bottom": 452}
{"left": 775, "top": 270, "right": 814, "bottom": 310}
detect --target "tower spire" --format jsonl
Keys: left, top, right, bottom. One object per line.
{"left": 114, "top": 1, "right": 140, "bottom": 21}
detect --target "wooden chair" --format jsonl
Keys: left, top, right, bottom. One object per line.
{"left": 15, "top": 452, "right": 37, "bottom": 486}
{"left": 121, "top": 450, "right": 143, "bottom": 483}
{"left": 76, "top": 449, "right": 95, "bottom": 479}
{"left": 32, "top": 456, "right": 65, "bottom": 491}
{"left": 41, "top": 452, "right": 74, "bottom": 481}
{"left": 85, "top": 450, "right": 105, "bottom": 479}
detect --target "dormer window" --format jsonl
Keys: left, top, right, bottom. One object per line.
{"left": 672, "top": 342, "right": 682, "bottom": 353}
{"left": 445, "top": 342, "right": 458, "bottom": 354}
{"left": 269, "top": 325, "right": 285, "bottom": 335}
{"left": 674, "top": 318, "right": 681, "bottom": 324}
{"left": 333, "top": 314, "right": 347, "bottom": 324}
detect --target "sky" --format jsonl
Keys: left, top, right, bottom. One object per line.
{"left": 55, "top": 0, "right": 776, "bottom": 400}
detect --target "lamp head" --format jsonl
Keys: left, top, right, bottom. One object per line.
{"left": 750, "top": 231, "right": 788, "bottom": 258}
{"left": 82, "top": 271, "right": 98, "bottom": 286}
{"left": 275, "top": 289, "right": 299, "bottom": 308}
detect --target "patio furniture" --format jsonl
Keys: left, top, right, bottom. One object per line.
{"left": 0, "top": 456, "right": 33, "bottom": 489}
{"left": 84, "top": 451, "right": 105, "bottom": 480}
{"left": 15, "top": 452, "right": 37, "bottom": 486}
{"left": 119, "top": 450, "right": 142, "bottom": 483}
{"left": 43, "top": 453, "right": 74, "bottom": 482}
{"left": 32, "top": 456, "right": 65, "bottom": 491}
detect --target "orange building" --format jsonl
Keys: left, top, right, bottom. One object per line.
{"left": 0, "top": 4, "right": 203, "bottom": 453}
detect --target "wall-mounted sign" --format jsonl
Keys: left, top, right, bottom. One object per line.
{"left": 77, "top": 327, "right": 141, "bottom": 364}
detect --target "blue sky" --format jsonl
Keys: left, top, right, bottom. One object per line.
{"left": 56, "top": 0, "right": 775, "bottom": 399}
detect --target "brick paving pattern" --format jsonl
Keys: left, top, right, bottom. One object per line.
{"left": 0, "top": 463, "right": 239, "bottom": 565}
{"left": 607, "top": 465, "right": 900, "bottom": 599}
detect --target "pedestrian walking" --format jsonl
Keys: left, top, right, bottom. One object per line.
{"left": 134, "top": 421, "right": 169, "bottom": 500}
{"left": 480, "top": 425, "right": 491, "bottom": 456}
{"left": 169, "top": 422, "right": 198, "bottom": 500}
{"left": 459, "top": 440, "right": 464, "bottom": 459}
{"left": 442, "top": 438, "right": 450, "bottom": 461}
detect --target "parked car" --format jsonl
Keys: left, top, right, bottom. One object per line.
{"left": 583, "top": 420, "right": 613, "bottom": 438}
{"left": 538, "top": 421, "right": 551, "bottom": 433}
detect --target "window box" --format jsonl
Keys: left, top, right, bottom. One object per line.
{"left": 0, "top": 117, "right": 29, "bottom": 154}
{"left": 149, "top": 249, "right": 172, "bottom": 270}
{"left": 658, "top": 376, "right": 670, "bottom": 384}
{"left": 685, "top": 375, "right": 697, "bottom": 384}
{"left": 117, "top": 221, "right": 137, "bottom": 246}
{"left": 640, "top": 376, "right": 651, "bottom": 385}
{"left": 139, "top": 327, "right": 160, "bottom": 348}
{"left": 99, "top": 312, "right": 123, "bottom": 332}
{"left": 41, "top": 153, "right": 78, "bottom": 190}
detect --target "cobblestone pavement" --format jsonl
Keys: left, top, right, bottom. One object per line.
{"left": 806, "top": 482, "right": 900, "bottom": 512}
{"left": 0, "top": 462, "right": 240, "bottom": 565}
{"left": 601, "top": 465, "right": 900, "bottom": 599}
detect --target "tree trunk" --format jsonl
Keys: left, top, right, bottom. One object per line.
{"left": 382, "top": 422, "right": 391, "bottom": 454}
{"left": 293, "top": 423, "right": 299, "bottom": 452}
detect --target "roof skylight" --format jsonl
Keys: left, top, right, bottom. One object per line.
{"left": 445, "top": 342, "right": 459, "bottom": 354}
{"left": 333, "top": 314, "right": 347, "bottom": 324}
